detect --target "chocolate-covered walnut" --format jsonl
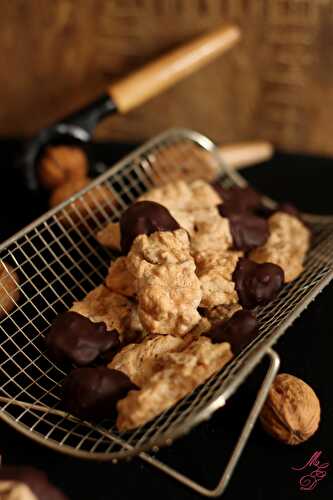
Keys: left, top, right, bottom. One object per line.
{"left": 204, "top": 310, "right": 258, "bottom": 354}
{"left": 62, "top": 367, "right": 138, "bottom": 420}
{"left": 212, "top": 182, "right": 262, "bottom": 213}
{"left": 39, "top": 145, "right": 88, "bottom": 191}
{"left": 46, "top": 311, "right": 120, "bottom": 366}
{"left": 218, "top": 206, "right": 269, "bottom": 252}
{"left": 233, "top": 257, "right": 284, "bottom": 308}
{"left": 120, "top": 201, "right": 180, "bottom": 254}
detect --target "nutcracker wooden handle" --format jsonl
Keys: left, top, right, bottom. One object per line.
{"left": 24, "top": 24, "right": 240, "bottom": 193}
{"left": 108, "top": 24, "right": 240, "bottom": 113}
{"left": 218, "top": 141, "right": 273, "bottom": 169}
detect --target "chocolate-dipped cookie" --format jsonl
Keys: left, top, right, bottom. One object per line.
{"left": 0, "top": 466, "right": 67, "bottom": 500}
{"left": 204, "top": 310, "right": 258, "bottom": 354}
{"left": 120, "top": 201, "right": 180, "bottom": 254}
{"left": 46, "top": 311, "right": 120, "bottom": 366}
{"left": 255, "top": 201, "right": 309, "bottom": 228}
{"left": 62, "top": 366, "right": 138, "bottom": 420}
{"left": 212, "top": 182, "right": 262, "bottom": 213}
{"left": 218, "top": 206, "right": 269, "bottom": 251}
{"left": 233, "top": 257, "right": 284, "bottom": 309}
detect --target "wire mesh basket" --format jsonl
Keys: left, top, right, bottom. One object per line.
{"left": 1, "top": 129, "right": 333, "bottom": 476}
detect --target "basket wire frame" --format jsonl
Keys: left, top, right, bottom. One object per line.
{"left": 0, "top": 128, "right": 333, "bottom": 495}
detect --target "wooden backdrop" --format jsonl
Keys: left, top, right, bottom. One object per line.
{"left": 1, "top": 0, "right": 333, "bottom": 155}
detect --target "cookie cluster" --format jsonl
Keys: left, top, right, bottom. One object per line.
{"left": 46, "top": 179, "right": 310, "bottom": 431}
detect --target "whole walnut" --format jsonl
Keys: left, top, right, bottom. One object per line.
{"left": 0, "top": 262, "right": 20, "bottom": 317}
{"left": 39, "top": 145, "right": 88, "bottom": 190}
{"left": 260, "top": 373, "right": 320, "bottom": 445}
{"left": 49, "top": 177, "right": 90, "bottom": 208}
{"left": 51, "top": 179, "right": 117, "bottom": 226}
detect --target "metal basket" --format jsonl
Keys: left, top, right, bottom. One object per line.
{"left": 1, "top": 128, "right": 332, "bottom": 496}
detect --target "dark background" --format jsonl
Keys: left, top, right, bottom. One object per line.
{"left": 0, "top": 141, "right": 332, "bottom": 500}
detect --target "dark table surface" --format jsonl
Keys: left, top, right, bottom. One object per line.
{"left": 0, "top": 140, "right": 332, "bottom": 500}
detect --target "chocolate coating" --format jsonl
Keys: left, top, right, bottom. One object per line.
{"left": 46, "top": 312, "right": 120, "bottom": 366}
{"left": 277, "top": 202, "right": 311, "bottom": 231}
{"left": 212, "top": 182, "right": 262, "bottom": 213}
{"left": 233, "top": 257, "right": 284, "bottom": 309}
{"left": 120, "top": 201, "right": 180, "bottom": 254}
{"left": 205, "top": 310, "right": 258, "bottom": 354}
{"left": 277, "top": 202, "right": 300, "bottom": 218}
{"left": 218, "top": 207, "right": 269, "bottom": 252}
{"left": 0, "top": 466, "right": 68, "bottom": 500}
{"left": 62, "top": 367, "right": 138, "bottom": 420}
{"left": 255, "top": 201, "right": 307, "bottom": 224}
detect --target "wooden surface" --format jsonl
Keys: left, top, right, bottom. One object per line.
{"left": 109, "top": 24, "right": 240, "bottom": 112}
{"left": 1, "top": 0, "right": 333, "bottom": 155}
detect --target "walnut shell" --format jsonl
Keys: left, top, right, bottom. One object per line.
{"left": 0, "top": 262, "right": 20, "bottom": 317}
{"left": 51, "top": 178, "right": 117, "bottom": 228}
{"left": 39, "top": 145, "right": 88, "bottom": 190}
{"left": 260, "top": 373, "right": 320, "bottom": 445}
{"left": 49, "top": 177, "right": 90, "bottom": 208}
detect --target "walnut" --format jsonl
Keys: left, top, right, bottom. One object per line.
{"left": 260, "top": 373, "right": 320, "bottom": 445}
{"left": 49, "top": 178, "right": 90, "bottom": 208}
{"left": 0, "top": 262, "right": 20, "bottom": 317}
{"left": 39, "top": 145, "right": 88, "bottom": 190}
{"left": 51, "top": 181, "right": 116, "bottom": 227}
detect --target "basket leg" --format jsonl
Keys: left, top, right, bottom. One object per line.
{"left": 139, "top": 348, "right": 280, "bottom": 498}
